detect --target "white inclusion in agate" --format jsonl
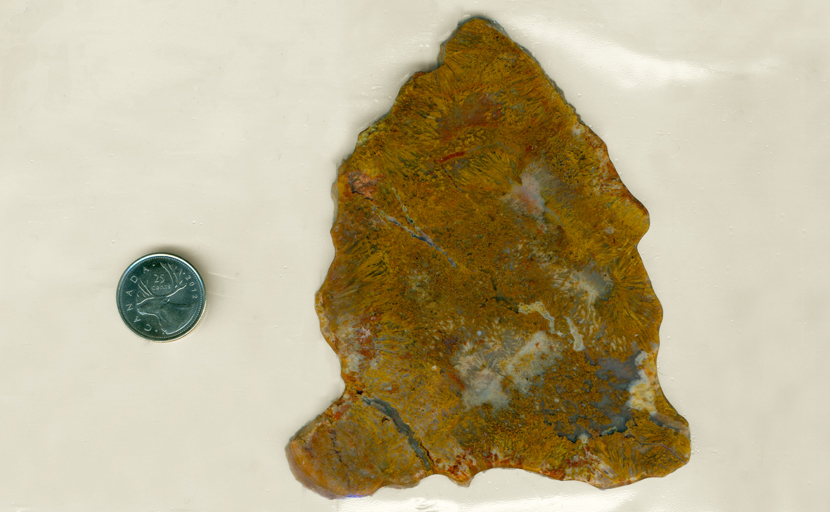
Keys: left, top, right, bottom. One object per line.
{"left": 455, "top": 318, "right": 566, "bottom": 407}
{"left": 569, "top": 267, "right": 613, "bottom": 306}
{"left": 455, "top": 334, "right": 510, "bottom": 410}
{"left": 518, "top": 301, "right": 559, "bottom": 334}
{"left": 626, "top": 351, "right": 657, "bottom": 414}
{"left": 518, "top": 301, "right": 585, "bottom": 352}
{"left": 503, "top": 330, "right": 563, "bottom": 393}
{"left": 565, "top": 317, "right": 585, "bottom": 352}
{"left": 333, "top": 317, "right": 369, "bottom": 374}
{"left": 502, "top": 164, "right": 564, "bottom": 226}
{"left": 457, "top": 362, "right": 510, "bottom": 410}
{"left": 505, "top": 171, "right": 546, "bottom": 220}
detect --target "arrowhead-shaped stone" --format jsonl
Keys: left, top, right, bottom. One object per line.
{"left": 288, "top": 17, "right": 690, "bottom": 498}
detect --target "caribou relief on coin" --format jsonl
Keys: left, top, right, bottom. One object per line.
{"left": 135, "top": 262, "right": 199, "bottom": 334}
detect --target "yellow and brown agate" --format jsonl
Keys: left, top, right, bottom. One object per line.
{"left": 287, "top": 18, "right": 690, "bottom": 498}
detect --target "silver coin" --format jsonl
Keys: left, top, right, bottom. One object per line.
{"left": 116, "top": 253, "right": 206, "bottom": 342}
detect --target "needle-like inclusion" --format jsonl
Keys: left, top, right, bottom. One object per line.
{"left": 287, "top": 17, "right": 690, "bottom": 499}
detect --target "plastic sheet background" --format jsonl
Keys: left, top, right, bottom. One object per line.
{"left": 1, "top": 1, "right": 828, "bottom": 510}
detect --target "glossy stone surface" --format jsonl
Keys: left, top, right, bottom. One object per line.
{"left": 287, "top": 18, "right": 689, "bottom": 498}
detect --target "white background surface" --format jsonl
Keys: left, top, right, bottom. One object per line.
{"left": 1, "top": 1, "right": 828, "bottom": 510}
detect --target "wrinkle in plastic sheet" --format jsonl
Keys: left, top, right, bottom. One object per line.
{"left": 516, "top": 17, "right": 780, "bottom": 90}
{"left": 336, "top": 488, "right": 637, "bottom": 512}
{"left": 1, "top": 1, "right": 830, "bottom": 511}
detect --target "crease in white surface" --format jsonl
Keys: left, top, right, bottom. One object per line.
{"left": 519, "top": 18, "right": 778, "bottom": 89}
{"left": 336, "top": 489, "right": 633, "bottom": 512}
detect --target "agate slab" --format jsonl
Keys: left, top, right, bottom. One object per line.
{"left": 288, "top": 17, "right": 690, "bottom": 498}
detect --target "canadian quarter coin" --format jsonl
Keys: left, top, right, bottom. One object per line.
{"left": 116, "top": 253, "right": 206, "bottom": 342}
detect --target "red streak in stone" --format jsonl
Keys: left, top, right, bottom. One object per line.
{"left": 436, "top": 151, "right": 466, "bottom": 164}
